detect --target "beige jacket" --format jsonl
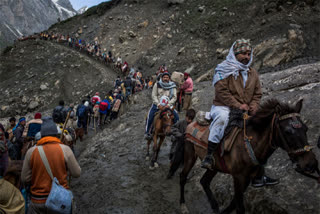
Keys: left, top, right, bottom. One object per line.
{"left": 152, "top": 82, "right": 177, "bottom": 106}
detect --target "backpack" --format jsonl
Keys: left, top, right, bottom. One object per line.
{"left": 115, "top": 79, "right": 121, "bottom": 87}
{"left": 52, "top": 106, "right": 64, "bottom": 123}
{"left": 91, "top": 97, "right": 99, "bottom": 105}
{"left": 124, "top": 79, "right": 132, "bottom": 88}
{"left": 99, "top": 102, "right": 108, "bottom": 111}
{"left": 78, "top": 105, "right": 87, "bottom": 118}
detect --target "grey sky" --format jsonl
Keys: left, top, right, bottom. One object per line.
{"left": 69, "top": 0, "right": 110, "bottom": 10}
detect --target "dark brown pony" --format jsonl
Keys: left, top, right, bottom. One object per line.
{"left": 146, "top": 108, "right": 175, "bottom": 169}
{"left": 175, "top": 99, "right": 319, "bottom": 214}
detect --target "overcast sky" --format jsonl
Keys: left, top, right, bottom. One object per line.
{"left": 69, "top": 0, "right": 110, "bottom": 10}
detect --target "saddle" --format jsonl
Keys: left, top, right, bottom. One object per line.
{"left": 185, "top": 108, "right": 245, "bottom": 153}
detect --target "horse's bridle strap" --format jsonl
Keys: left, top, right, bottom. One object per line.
{"left": 279, "top": 113, "right": 300, "bottom": 121}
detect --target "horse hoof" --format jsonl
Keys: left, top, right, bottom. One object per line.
{"left": 149, "top": 166, "right": 155, "bottom": 170}
{"left": 145, "top": 156, "right": 150, "bottom": 161}
{"left": 154, "top": 162, "right": 159, "bottom": 168}
{"left": 180, "top": 203, "right": 189, "bottom": 214}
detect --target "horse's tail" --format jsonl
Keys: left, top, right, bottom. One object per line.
{"left": 167, "top": 140, "right": 185, "bottom": 179}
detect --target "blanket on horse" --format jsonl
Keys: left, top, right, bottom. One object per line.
{"left": 185, "top": 109, "right": 245, "bottom": 152}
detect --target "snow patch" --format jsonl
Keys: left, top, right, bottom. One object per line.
{"left": 51, "top": 0, "right": 76, "bottom": 18}
{"left": 4, "top": 23, "right": 19, "bottom": 38}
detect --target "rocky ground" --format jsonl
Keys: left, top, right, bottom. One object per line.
{"left": 69, "top": 62, "right": 320, "bottom": 214}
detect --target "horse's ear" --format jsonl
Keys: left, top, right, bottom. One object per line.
{"left": 295, "top": 99, "right": 303, "bottom": 113}
{"left": 275, "top": 104, "right": 282, "bottom": 114}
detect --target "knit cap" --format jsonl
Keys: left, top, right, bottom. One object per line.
{"left": 233, "top": 39, "right": 252, "bottom": 55}
{"left": 40, "top": 117, "right": 58, "bottom": 137}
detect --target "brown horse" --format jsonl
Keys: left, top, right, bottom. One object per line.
{"left": 174, "top": 99, "right": 319, "bottom": 214}
{"left": 146, "top": 108, "right": 175, "bottom": 169}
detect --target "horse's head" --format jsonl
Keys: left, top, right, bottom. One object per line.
{"left": 160, "top": 108, "right": 175, "bottom": 136}
{"left": 274, "top": 99, "right": 318, "bottom": 174}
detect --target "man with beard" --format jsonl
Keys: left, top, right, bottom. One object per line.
{"left": 144, "top": 72, "right": 179, "bottom": 140}
{"left": 201, "top": 39, "right": 279, "bottom": 187}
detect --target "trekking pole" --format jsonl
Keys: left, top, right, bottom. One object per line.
{"left": 86, "top": 114, "right": 89, "bottom": 134}
{"left": 60, "top": 111, "right": 71, "bottom": 141}
{"left": 93, "top": 117, "right": 96, "bottom": 134}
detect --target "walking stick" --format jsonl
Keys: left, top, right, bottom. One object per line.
{"left": 60, "top": 111, "right": 71, "bottom": 141}
{"left": 93, "top": 117, "right": 96, "bottom": 134}
{"left": 86, "top": 114, "right": 89, "bottom": 134}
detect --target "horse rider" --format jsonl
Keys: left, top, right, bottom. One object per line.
{"left": 144, "top": 72, "right": 179, "bottom": 140}
{"left": 201, "top": 39, "right": 279, "bottom": 187}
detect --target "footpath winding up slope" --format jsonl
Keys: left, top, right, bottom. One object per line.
{"left": 71, "top": 62, "right": 320, "bottom": 214}
{"left": 0, "top": 40, "right": 117, "bottom": 117}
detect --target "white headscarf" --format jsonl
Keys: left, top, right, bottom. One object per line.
{"left": 213, "top": 41, "right": 253, "bottom": 88}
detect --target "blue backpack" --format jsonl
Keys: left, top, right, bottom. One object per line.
{"left": 78, "top": 105, "right": 86, "bottom": 118}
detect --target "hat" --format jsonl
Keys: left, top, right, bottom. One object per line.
{"left": 162, "top": 72, "right": 171, "bottom": 78}
{"left": 34, "top": 112, "right": 42, "bottom": 119}
{"left": 95, "top": 92, "right": 100, "bottom": 95}
{"left": 41, "top": 117, "right": 58, "bottom": 137}
{"left": 184, "top": 72, "right": 189, "bottom": 77}
{"left": 233, "top": 39, "right": 252, "bottom": 55}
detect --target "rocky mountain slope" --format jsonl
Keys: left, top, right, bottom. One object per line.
{"left": 0, "top": 39, "right": 117, "bottom": 117}
{"left": 0, "top": 0, "right": 319, "bottom": 213}
{"left": 48, "top": 0, "right": 320, "bottom": 78}
{"left": 71, "top": 62, "right": 320, "bottom": 214}
{"left": 0, "top": 0, "right": 76, "bottom": 50}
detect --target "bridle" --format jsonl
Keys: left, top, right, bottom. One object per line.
{"left": 160, "top": 109, "right": 174, "bottom": 130}
{"left": 271, "top": 113, "right": 315, "bottom": 155}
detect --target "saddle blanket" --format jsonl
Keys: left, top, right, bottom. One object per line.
{"left": 185, "top": 121, "right": 241, "bottom": 152}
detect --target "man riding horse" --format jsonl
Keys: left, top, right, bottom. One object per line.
{"left": 144, "top": 72, "right": 179, "bottom": 140}
{"left": 201, "top": 39, "right": 279, "bottom": 187}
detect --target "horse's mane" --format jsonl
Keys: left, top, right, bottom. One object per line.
{"left": 250, "top": 98, "right": 297, "bottom": 130}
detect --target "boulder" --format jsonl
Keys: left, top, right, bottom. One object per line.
{"left": 40, "top": 84, "right": 47, "bottom": 90}
{"left": 138, "top": 20, "right": 149, "bottom": 28}
{"left": 195, "top": 68, "right": 214, "bottom": 83}
{"left": 28, "top": 101, "right": 39, "bottom": 110}
{"left": 128, "top": 31, "right": 137, "bottom": 38}
{"left": 253, "top": 29, "right": 306, "bottom": 70}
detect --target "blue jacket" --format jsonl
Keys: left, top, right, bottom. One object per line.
{"left": 99, "top": 99, "right": 111, "bottom": 114}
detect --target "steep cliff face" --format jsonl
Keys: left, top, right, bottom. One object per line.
{"left": 0, "top": 0, "right": 76, "bottom": 50}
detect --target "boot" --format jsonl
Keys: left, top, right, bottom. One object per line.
{"left": 201, "top": 141, "right": 219, "bottom": 170}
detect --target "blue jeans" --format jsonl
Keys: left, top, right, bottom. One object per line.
{"left": 208, "top": 105, "right": 230, "bottom": 143}
{"left": 145, "top": 104, "right": 179, "bottom": 134}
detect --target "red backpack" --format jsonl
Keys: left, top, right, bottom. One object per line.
{"left": 91, "top": 97, "right": 99, "bottom": 105}
{"left": 99, "top": 102, "right": 108, "bottom": 111}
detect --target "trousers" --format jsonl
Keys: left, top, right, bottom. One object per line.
{"left": 208, "top": 105, "right": 230, "bottom": 143}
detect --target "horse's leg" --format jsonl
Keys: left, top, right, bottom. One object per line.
{"left": 146, "top": 139, "right": 152, "bottom": 161}
{"left": 150, "top": 134, "right": 158, "bottom": 168}
{"left": 167, "top": 140, "right": 184, "bottom": 179}
{"left": 222, "top": 175, "right": 250, "bottom": 214}
{"left": 180, "top": 141, "right": 197, "bottom": 214}
{"left": 200, "top": 169, "right": 219, "bottom": 214}
{"left": 154, "top": 135, "right": 165, "bottom": 168}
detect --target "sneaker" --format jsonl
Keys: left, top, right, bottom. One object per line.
{"left": 144, "top": 133, "right": 152, "bottom": 140}
{"left": 201, "top": 155, "right": 214, "bottom": 170}
{"left": 252, "top": 175, "right": 279, "bottom": 188}
{"left": 264, "top": 175, "right": 279, "bottom": 186}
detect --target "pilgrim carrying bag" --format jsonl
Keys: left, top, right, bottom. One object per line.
{"left": 38, "top": 146, "right": 73, "bottom": 214}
